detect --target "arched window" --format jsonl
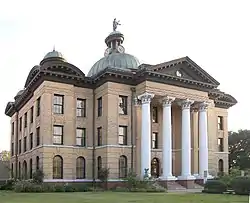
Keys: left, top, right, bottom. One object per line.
{"left": 97, "top": 156, "right": 102, "bottom": 179}
{"left": 218, "top": 159, "right": 224, "bottom": 174}
{"left": 18, "top": 162, "right": 21, "bottom": 179}
{"left": 36, "top": 156, "right": 39, "bottom": 170}
{"left": 23, "top": 161, "right": 28, "bottom": 179}
{"left": 119, "top": 155, "right": 127, "bottom": 178}
{"left": 76, "top": 157, "right": 85, "bottom": 179}
{"left": 53, "top": 155, "right": 63, "bottom": 179}
{"left": 29, "top": 159, "right": 33, "bottom": 179}
{"left": 151, "top": 158, "right": 160, "bottom": 178}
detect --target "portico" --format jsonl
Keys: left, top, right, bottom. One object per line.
{"left": 137, "top": 92, "right": 210, "bottom": 181}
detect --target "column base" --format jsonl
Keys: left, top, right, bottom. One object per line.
{"left": 159, "top": 175, "right": 177, "bottom": 181}
{"left": 177, "top": 175, "right": 196, "bottom": 180}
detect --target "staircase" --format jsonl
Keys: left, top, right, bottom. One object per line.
{"left": 157, "top": 180, "right": 186, "bottom": 190}
{"left": 166, "top": 181, "right": 186, "bottom": 190}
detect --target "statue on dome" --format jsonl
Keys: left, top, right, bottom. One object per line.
{"left": 113, "top": 18, "right": 121, "bottom": 31}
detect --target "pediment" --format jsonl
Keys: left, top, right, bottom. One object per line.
{"left": 150, "top": 57, "right": 220, "bottom": 86}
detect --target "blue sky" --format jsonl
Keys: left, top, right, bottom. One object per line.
{"left": 0, "top": 0, "right": 248, "bottom": 151}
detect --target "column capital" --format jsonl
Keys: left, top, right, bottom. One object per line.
{"left": 178, "top": 99, "right": 194, "bottom": 110}
{"left": 162, "top": 96, "right": 175, "bottom": 107}
{"left": 138, "top": 92, "right": 154, "bottom": 104}
{"left": 133, "top": 97, "right": 140, "bottom": 106}
{"left": 199, "top": 102, "right": 209, "bottom": 112}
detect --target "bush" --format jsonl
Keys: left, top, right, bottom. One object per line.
{"left": 32, "top": 169, "right": 44, "bottom": 183}
{"left": 13, "top": 180, "right": 93, "bottom": 193}
{"left": 0, "top": 178, "right": 16, "bottom": 190}
{"left": 202, "top": 180, "right": 227, "bottom": 194}
{"left": 231, "top": 176, "right": 250, "bottom": 195}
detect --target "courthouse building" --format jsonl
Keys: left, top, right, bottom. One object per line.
{"left": 5, "top": 20, "right": 236, "bottom": 187}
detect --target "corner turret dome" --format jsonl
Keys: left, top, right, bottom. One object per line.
{"left": 14, "top": 89, "right": 25, "bottom": 100}
{"left": 40, "top": 48, "right": 66, "bottom": 65}
{"left": 87, "top": 19, "right": 140, "bottom": 77}
{"left": 43, "top": 49, "right": 65, "bottom": 60}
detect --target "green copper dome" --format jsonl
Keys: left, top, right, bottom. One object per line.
{"left": 43, "top": 49, "right": 66, "bottom": 61}
{"left": 87, "top": 53, "right": 140, "bottom": 77}
{"left": 87, "top": 19, "right": 140, "bottom": 77}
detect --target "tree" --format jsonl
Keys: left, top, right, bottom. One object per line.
{"left": 229, "top": 130, "right": 250, "bottom": 170}
{"left": 0, "top": 150, "right": 10, "bottom": 161}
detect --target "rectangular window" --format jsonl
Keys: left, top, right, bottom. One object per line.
{"left": 24, "top": 137, "right": 27, "bottom": 152}
{"left": 152, "top": 132, "right": 158, "bottom": 149}
{"left": 11, "top": 143, "right": 14, "bottom": 156}
{"left": 76, "top": 99, "right": 86, "bottom": 117}
{"left": 97, "top": 127, "right": 102, "bottom": 146}
{"left": 18, "top": 140, "right": 21, "bottom": 154}
{"left": 218, "top": 138, "right": 224, "bottom": 152}
{"left": 36, "top": 127, "right": 40, "bottom": 146}
{"left": 152, "top": 107, "right": 158, "bottom": 123}
{"left": 53, "top": 94, "right": 64, "bottom": 114}
{"left": 119, "top": 95, "right": 128, "bottom": 115}
{"left": 30, "top": 133, "right": 33, "bottom": 150}
{"left": 36, "top": 97, "right": 41, "bottom": 117}
{"left": 218, "top": 116, "right": 223, "bottom": 130}
{"left": 97, "top": 97, "right": 102, "bottom": 117}
{"left": 53, "top": 125, "right": 63, "bottom": 145}
{"left": 118, "top": 126, "right": 127, "bottom": 145}
{"left": 11, "top": 122, "right": 14, "bottom": 135}
{"left": 30, "top": 106, "right": 34, "bottom": 123}
{"left": 76, "top": 128, "right": 86, "bottom": 146}
{"left": 19, "top": 117, "right": 22, "bottom": 131}
{"left": 24, "top": 112, "right": 27, "bottom": 128}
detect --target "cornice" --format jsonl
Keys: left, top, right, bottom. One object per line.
{"left": 5, "top": 59, "right": 237, "bottom": 117}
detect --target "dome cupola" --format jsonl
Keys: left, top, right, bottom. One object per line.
{"left": 87, "top": 19, "right": 140, "bottom": 77}
{"left": 40, "top": 47, "right": 66, "bottom": 65}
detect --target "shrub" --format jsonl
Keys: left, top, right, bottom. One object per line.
{"left": 202, "top": 180, "right": 227, "bottom": 194}
{"left": 0, "top": 178, "right": 16, "bottom": 190}
{"left": 32, "top": 169, "right": 44, "bottom": 183}
{"left": 231, "top": 176, "right": 250, "bottom": 195}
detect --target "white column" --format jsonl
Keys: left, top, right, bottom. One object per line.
{"left": 138, "top": 92, "right": 154, "bottom": 179}
{"left": 161, "top": 96, "right": 177, "bottom": 180}
{"left": 178, "top": 99, "right": 195, "bottom": 180}
{"left": 198, "top": 102, "right": 210, "bottom": 178}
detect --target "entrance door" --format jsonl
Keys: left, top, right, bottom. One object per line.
{"left": 151, "top": 158, "right": 160, "bottom": 178}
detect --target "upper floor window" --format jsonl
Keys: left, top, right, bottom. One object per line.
{"left": 118, "top": 126, "right": 127, "bottom": 145}
{"left": 11, "top": 122, "right": 14, "bottom": 135}
{"left": 76, "top": 128, "right": 86, "bottom": 146}
{"left": 218, "top": 116, "right": 223, "bottom": 130}
{"left": 97, "top": 97, "right": 102, "bottom": 117}
{"left": 18, "top": 140, "right": 21, "bottom": 154}
{"left": 36, "top": 127, "right": 40, "bottom": 146}
{"left": 53, "top": 125, "right": 63, "bottom": 145}
{"left": 218, "top": 138, "right": 224, "bottom": 152}
{"left": 53, "top": 94, "right": 64, "bottom": 114}
{"left": 11, "top": 143, "right": 14, "bottom": 156}
{"left": 30, "top": 133, "right": 33, "bottom": 150}
{"left": 76, "top": 99, "right": 86, "bottom": 117}
{"left": 24, "top": 113, "right": 27, "bottom": 128}
{"left": 97, "top": 127, "right": 102, "bottom": 146}
{"left": 24, "top": 136, "right": 27, "bottom": 152}
{"left": 19, "top": 117, "right": 22, "bottom": 131}
{"left": 152, "top": 132, "right": 158, "bottom": 149}
{"left": 30, "top": 106, "right": 34, "bottom": 123}
{"left": 36, "top": 97, "right": 41, "bottom": 117}
{"left": 152, "top": 107, "right": 158, "bottom": 123}
{"left": 119, "top": 96, "right": 128, "bottom": 115}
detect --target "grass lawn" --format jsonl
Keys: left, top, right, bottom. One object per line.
{"left": 0, "top": 191, "right": 248, "bottom": 203}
